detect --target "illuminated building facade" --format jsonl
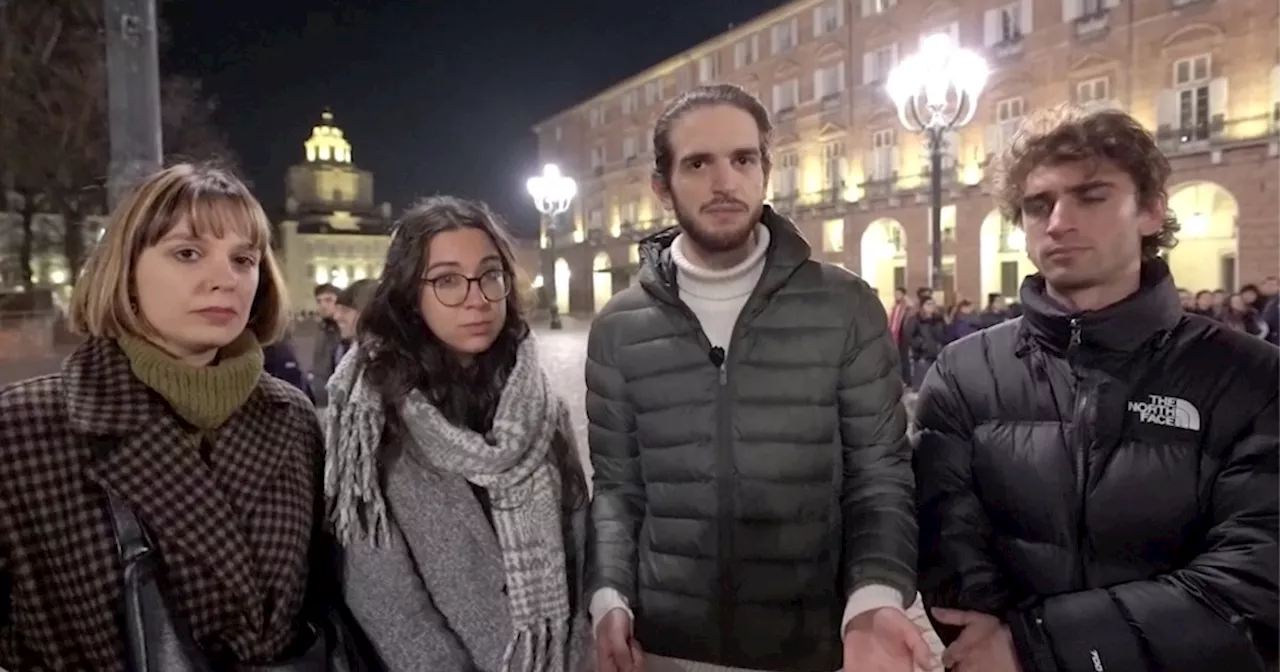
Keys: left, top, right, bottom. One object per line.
{"left": 278, "top": 110, "right": 394, "bottom": 310}
{"left": 534, "top": 0, "right": 1278, "bottom": 312}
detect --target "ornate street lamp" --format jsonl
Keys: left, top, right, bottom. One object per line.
{"left": 526, "top": 163, "right": 577, "bottom": 330}
{"left": 887, "top": 33, "right": 989, "bottom": 292}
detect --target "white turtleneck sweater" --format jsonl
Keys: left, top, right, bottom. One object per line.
{"left": 669, "top": 223, "right": 771, "bottom": 352}
{"left": 588, "top": 225, "right": 940, "bottom": 672}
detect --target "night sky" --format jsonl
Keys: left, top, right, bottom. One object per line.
{"left": 162, "top": 0, "right": 787, "bottom": 238}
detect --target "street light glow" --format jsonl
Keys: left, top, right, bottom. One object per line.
{"left": 526, "top": 163, "right": 577, "bottom": 216}
{"left": 886, "top": 33, "right": 989, "bottom": 294}
{"left": 886, "top": 33, "right": 988, "bottom": 132}
{"left": 526, "top": 163, "right": 577, "bottom": 330}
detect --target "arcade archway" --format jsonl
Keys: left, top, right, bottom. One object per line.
{"left": 592, "top": 252, "right": 613, "bottom": 313}
{"left": 979, "top": 210, "right": 1035, "bottom": 303}
{"left": 1166, "top": 181, "right": 1239, "bottom": 291}
{"left": 860, "top": 218, "right": 907, "bottom": 309}
{"left": 554, "top": 258, "right": 571, "bottom": 316}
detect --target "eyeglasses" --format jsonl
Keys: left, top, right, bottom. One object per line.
{"left": 423, "top": 269, "right": 511, "bottom": 307}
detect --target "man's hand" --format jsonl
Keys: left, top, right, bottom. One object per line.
{"left": 595, "top": 608, "right": 643, "bottom": 672}
{"left": 931, "top": 608, "right": 1022, "bottom": 672}
{"left": 844, "top": 607, "right": 940, "bottom": 672}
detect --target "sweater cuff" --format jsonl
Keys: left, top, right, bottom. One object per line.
{"left": 589, "top": 588, "right": 634, "bottom": 633}
{"left": 841, "top": 584, "right": 906, "bottom": 640}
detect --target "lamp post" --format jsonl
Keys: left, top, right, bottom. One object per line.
{"left": 105, "top": 0, "right": 163, "bottom": 209}
{"left": 526, "top": 163, "right": 577, "bottom": 330}
{"left": 886, "top": 33, "right": 988, "bottom": 292}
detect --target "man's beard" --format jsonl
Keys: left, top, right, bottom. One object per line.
{"left": 672, "top": 194, "right": 762, "bottom": 254}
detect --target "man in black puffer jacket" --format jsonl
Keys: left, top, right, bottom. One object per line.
{"left": 914, "top": 106, "right": 1278, "bottom": 672}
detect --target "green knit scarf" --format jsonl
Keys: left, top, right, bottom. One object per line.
{"left": 116, "top": 331, "right": 265, "bottom": 431}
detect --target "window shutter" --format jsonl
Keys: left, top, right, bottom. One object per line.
{"left": 1021, "top": 0, "right": 1033, "bottom": 35}
{"left": 862, "top": 0, "right": 873, "bottom": 17}
{"left": 1208, "top": 76, "right": 1228, "bottom": 127}
{"left": 984, "top": 10, "right": 1000, "bottom": 46}
{"left": 1155, "top": 89, "right": 1178, "bottom": 133}
{"left": 814, "top": 6, "right": 823, "bottom": 36}
{"left": 1062, "top": 0, "right": 1081, "bottom": 22}
{"left": 863, "top": 52, "right": 876, "bottom": 85}
{"left": 837, "top": 0, "right": 845, "bottom": 27}
{"left": 790, "top": 18, "right": 799, "bottom": 46}
{"left": 889, "top": 146, "right": 901, "bottom": 179}
{"left": 815, "top": 70, "right": 826, "bottom": 100}
{"left": 1271, "top": 65, "right": 1280, "bottom": 108}
{"left": 837, "top": 61, "right": 846, "bottom": 91}
{"left": 984, "top": 123, "right": 1002, "bottom": 158}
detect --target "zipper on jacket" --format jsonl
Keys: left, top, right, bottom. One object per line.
{"left": 657, "top": 269, "right": 771, "bottom": 660}
{"left": 1066, "top": 317, "right": 1092, "bottom": 588}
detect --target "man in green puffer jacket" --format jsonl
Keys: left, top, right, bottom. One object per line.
{"left": 586, "top": 83, "right": 935, "bottom": 672}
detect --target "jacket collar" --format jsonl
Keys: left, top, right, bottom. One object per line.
{"left": 1018, "top": 258, "right": 1184, "bottom": 355}
{"left": 637, "top": 205, "right": 810, "bottom": 306}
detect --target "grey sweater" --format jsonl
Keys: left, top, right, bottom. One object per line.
{"left": 339, "top": 436, "right": 591, "bottom": 672}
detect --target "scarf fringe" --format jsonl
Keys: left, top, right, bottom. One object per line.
{"left": 323, "top": 348, "right": 392, "bottom": 548}
{"left": 500, "top": 619, "right": 570, "bottom": 672}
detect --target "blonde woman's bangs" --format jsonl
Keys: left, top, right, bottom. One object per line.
{"left": 139, "top": 184, "right": 273, "bottom": 251}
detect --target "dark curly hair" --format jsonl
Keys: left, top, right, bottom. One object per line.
{"left": 993, "top": 105, "right": 1180, "bottom": 261}
{"left": 354, "top": 195, "right": 587, "bottom": 508}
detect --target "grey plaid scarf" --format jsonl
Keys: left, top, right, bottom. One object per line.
{"left": 324, "top": 334, "right": 571, "bottom": 672}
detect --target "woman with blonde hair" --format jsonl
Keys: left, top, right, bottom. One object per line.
{"left": 0, "top": 163, "right": 366, "bottom": 671}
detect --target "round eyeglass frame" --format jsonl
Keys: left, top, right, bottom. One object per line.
{"left": 423, "top": 269, "right": 512, "bottom": 307}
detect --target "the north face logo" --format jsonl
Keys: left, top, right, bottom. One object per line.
{"left": 1127, "top": 394, "right": 1201, "bottom": 431}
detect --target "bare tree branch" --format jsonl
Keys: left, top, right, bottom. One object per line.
{"left": 0, "top": 0, "right": 237, "bottom": 286}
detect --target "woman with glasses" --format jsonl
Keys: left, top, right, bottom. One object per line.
{"left": 324, "top": 195, "right": 591, "bottom": 672}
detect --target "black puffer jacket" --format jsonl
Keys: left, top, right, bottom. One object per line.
{"left": 585, "top": 208, "right": 915, "bottom": 671}
{"left": 914, "top": 260, "right": 1279, "bottom": 672}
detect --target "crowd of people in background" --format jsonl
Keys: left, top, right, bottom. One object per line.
{"left": 1180, "top": 279, "right": 1278, "bottom": 342}
{"left": 883, "top": 276, "right": 1279, "bottom": 390}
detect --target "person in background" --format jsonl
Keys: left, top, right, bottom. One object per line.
{"left": 915, "top": 106, "right": 1277, "bottom": 672}
{"left": 324, "top": 196, "right": 590, "bottom": 671}
{"left": 978, "top": 293, "right": 1008, "bottom": 329}
{"left": 1177, "top": 288, "right": 1194, "bottom": 311}
{"left": 905, "top": 297, "right": 948, "bottom": 389}
{"left": 1210, "top": 288, "right": 1227, "bottom": 314}
{"left": 332, "top": 279, "right": 377, "bottom": 364}
{"left": 1222, "top": 293, "right": 1267, "bottom": 338}
{"left": 888, "top": 287, "right": 913, "bottom": 386}
{"left": 1240, "top": 284, "right": 1262, "bottom": 313}
{"left": 1263, "top": 292, "right": 1280, "bottom": 346}
{"left": 310, "top": 283, "right": 342, "bottom": 406}
{"left": 264, "top": 333, "right": 310, "bottom": 398}
{"left": 0, "top": 164, "right": 335, "bottom": 670}
{"left": 947, "top": 299, "right": 981, "bottom": 341}
{"left": 1190, "top": 289, "right": 1215, "bottom": 318}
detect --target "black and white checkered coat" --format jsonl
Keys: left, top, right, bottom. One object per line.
{"left": 0, "top": 337, "right": 323, "bottom": 671}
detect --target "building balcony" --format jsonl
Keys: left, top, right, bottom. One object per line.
{"left": 1170, "top": 0, "right": 1213, "bottom": 11}
{"left": 770, "top": 195, "right": 800, "bottom": 216}
{"left": 989, "top": 36, "right": 1025, "bottom": 61}
{"left": 819, "top": 94, "right": 849, "bottom": 128}
{"left": 774, "top": 107, "right": 798, "bottom": 135}
{"left": 1073, "top": 9, "right": 1111, "bottom": 40}
{"left": 1156, "top": 114, "right": 1276, "bottom": 155}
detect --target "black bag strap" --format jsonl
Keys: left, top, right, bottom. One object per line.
{"left": 105, "top": 489, "right": 153, "bottom": 565}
